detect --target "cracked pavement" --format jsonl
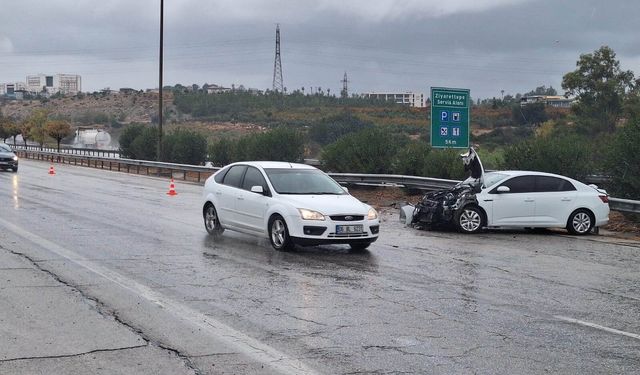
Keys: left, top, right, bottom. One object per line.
{"left": 0, "top": 160, "right": 639, "bottom": 374}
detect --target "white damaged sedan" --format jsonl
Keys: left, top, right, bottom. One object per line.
{"left": 202, "top": 161, "right": 379, "bottom": 251}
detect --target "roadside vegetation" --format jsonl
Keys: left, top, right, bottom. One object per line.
{"left": 1, "top": 46, "right": 639, "bottom": 200}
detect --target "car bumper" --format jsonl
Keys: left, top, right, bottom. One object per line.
{"left": 0, "top": 160, "right": 18, "bottom": 168}
{"left": 286, "top": 215, "right": 380, "bottom": 246}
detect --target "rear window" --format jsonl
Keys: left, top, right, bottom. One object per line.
{"left": 535, "top": 176, "right": 576, "bottom": 192}
{"left": 222, "top": 165, "right": 247, "bottom": 188}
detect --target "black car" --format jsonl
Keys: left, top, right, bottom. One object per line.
{"left": 0, "top": 143, "right": 19, "bottom": 172}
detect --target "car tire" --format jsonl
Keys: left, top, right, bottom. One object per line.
{"left": 269, "top": 215, "right": 294, "bottom": 251}
{"left": 566, "top": 209, "right": 593, "bottom": 235}
{"left": 11, "top": 166, "right": 17, "bottom": 172}
{"left": 203, "top": 203, "right": 224, "bottom": 237}
{"left": 456, "top": 205, "right": 484, "bottom": 234}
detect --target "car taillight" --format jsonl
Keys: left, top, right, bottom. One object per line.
{"left": 598, "top": 195, "right": 609, "bottom": 203}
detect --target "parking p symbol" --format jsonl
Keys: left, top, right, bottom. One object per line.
{"left": 441, "top": 111, "right": 449, "bottom": 122}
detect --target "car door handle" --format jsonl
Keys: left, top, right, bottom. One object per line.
{"left": 483, "top": 199, "right": 493, "bottom": 202}
{"left": 215, "top": 192, "right": 222, "bottom": 195}
{"left": 524, "top": 199, "right": 534, "bottom": 202}
{"left": 237, "top": 197, "right": 244, "bottom": 200}
{"left": 561, "top": 198, "right": 572, "bottom": 202}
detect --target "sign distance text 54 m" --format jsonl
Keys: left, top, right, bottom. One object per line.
{"left": 430, "top": 87, "right": 470, "bottom": 148}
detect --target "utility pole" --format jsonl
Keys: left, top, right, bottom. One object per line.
{"left": 157, "top": 0, "right": 164, "bottom": 161}
{"left": 272, "top": 24, "right": 284, "bottom": 93}
{"left": 340, "top": 72, "right": 349, "bottom": 98}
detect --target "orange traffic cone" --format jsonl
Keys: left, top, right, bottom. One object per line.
{"left": 166, "top": 178, "right": 178, "bottom": 196}
{"left": 48, "top": 165, "right": 56, "bottom": 175}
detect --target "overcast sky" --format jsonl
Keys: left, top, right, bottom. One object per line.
{"left": 2, "top": 0, "right": 639, "bottom": 99}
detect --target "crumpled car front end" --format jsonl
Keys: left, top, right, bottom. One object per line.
{"left": 400, "top": 147, "right": 484, "bottom": 230}
{"left": 403, "top": 184, "right": 479, "bottom": 229}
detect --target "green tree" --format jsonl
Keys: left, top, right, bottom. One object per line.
{"left": 162, "top": 128, "right": 207, "bottom": 164}
{"left": 26, "top": 109, "right": 49, "bottom": 150}
{"left": 392, "top": 140, "right": 432, "bottom": 176}
{"left": 18, "top": 120, "right": 33, "bottom": 147}
{"left": 119, "top": 124, "right": 145, "bottom": 158}
{"left": 130, "top": 126, "right": 158, "bottom": 161}
{"left": 45, "top": 120, "right": 73, "bottom": 152}
{"left": 0, "top": 115, "right": 18, "bottom": 143}
{"left": 308, "top": 112, "right": 373, "bottom": 145}
{"left": 119, "top": 124, "right": 157, "bottom": 160}
{"left": 321, "top": 127, "right": 406, "bottom": 173}
{"left": 208, "top": 138, "right": 235, "bottom": 166}
{"left": 512, "top": 103, "right": 548, "bottom": 126}
{"left": 501, "top": 134, "right": 594, "bottom": 180}
{"left": 562, "top": 46, "right": 638, "bottom": 134}
{"left": 604, "top": 118, "right": 640, "bottom": 199}
{"left": 239, "top": 127, "right": 305, "bottom": 162}
{"left": 422, "top": 148, "right": 467, "bottom": 180}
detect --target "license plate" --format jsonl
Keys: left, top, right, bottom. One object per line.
{"left": 336, "top": 224, "right": 363, "bottom": 234}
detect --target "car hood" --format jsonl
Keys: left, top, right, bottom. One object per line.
{"left": 460, "top": 147, "right": 484, "bottom": 181}
{"left": 0, "top": 151, "right": 16, "bottom": 158}
{"left": 276, "top": 194, "right": 370, "bottom": 215}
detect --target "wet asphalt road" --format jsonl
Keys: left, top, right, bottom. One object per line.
{"left": 1, "top": 160, "right": 639, "bottom": 374}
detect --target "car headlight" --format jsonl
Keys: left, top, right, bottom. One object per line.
{"left": 298, "top": 208, "right": 325, "bottom": 221}
{"left": 12, "top": 156, "right": 18, "bottom": 161}
{"left": 367, "top": 207, "right": 378, "bottom": 220}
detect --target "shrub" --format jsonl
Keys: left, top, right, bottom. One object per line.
{"left": 501, "top": 134, "right": 594, "bottom": 180}
{"left": 162, "top": 128, "right": 207, "bottom": 165}
{"left": 119, "top": 124, "right": 157, "bottom": 160}
{"left": 604, "top": 119, "right": 640, "bottom": 199}
{"left": 321, "top": 127, "right": 406, "bottom": 173}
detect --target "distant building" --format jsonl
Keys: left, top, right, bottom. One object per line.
{"left": 520, "top": 95, "right": 575, "bottom": 108}
{"left": 362, "top": 92, "right": 425, "bottom": 108}
{"left": 119, "top": 88, "right": 137, "bottom": 94}
{"left": 25, "top": 73, "right": 82, "bottom": 95}
{"left": 203, "top": 84, "right": 231, "bottom": 94}
{"left": 0, "top": 82, "right": 27, "bottom": 97}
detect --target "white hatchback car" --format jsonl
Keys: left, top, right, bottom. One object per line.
{"left": 202, "top": 162, "right": 380, "bottom": 251}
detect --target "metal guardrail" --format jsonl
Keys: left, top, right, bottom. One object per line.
{"left": 13, "top": 144, "right": 121, "bottom": 158}
{"left": 609, "top": 198, "right": 640, "bottom": 214}
{"left": 16, "top": 149, "right": 219, "bottom": 183}
{"left": 14, "top": 149, "right": 640, "bottom": 214}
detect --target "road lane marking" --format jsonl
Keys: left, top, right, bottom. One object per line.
{"left": 0, "top": 218, "right": 319, "bottom": 375}
{"left": 555, "top": 315, "right": 640, "bottom": 341}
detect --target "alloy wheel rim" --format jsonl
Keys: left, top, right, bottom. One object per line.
{"left": 461, "top": 210, "right": 481, "bottom": 232}
{"left": 572, "top": 212, "right": 591, "bottom": 233}
{"left": 206, "top": 207, "right": 218, "bottom": 231}
{"left": 271, "top": 220, "right": 285, "bottom": 247}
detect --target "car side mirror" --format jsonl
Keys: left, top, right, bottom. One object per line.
{"left": 496, "top": 186, "right": 510, "bottom": 193}
{"left": 342, "top": 186, "right": 349, "bottom": 193}
{"left": 250, "top": 185, "right": 265, "bottom": 194}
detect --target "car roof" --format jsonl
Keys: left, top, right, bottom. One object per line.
{"left": 492, "top": 170, "right": 571, "bottom": 179}
{"left": 228, "top": 161, "right": 316, "bottom": 170}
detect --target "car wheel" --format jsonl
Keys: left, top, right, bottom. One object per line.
{"left": 456, "top": 206, "right": 484, "bottom": 234}
{"left": 567, "top": 209, "right": 593, "bottom": 235}
{"left": 11, "top": 166, "right": 18, "bottom": 172}
{"left": 203, "top": 203, "right": 224, "bottom": 237}
{"left": 269, "top": 215, "right": 293, "bottom": 251}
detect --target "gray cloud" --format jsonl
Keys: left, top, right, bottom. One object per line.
{"left": 1, "top": 0, "right": 638, "bottom": 98}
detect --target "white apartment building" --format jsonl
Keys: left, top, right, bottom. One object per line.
{"left": 362, "top": 92, "right": 425, "bottom": 108}
{"left": 0, "top": 82, "right": 27, "bottom": 95}
{"left": 25, "top": 73, "right": 82, "bottom": 95}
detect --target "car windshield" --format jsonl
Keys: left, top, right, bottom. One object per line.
{"left": 0, "top": 144, "right": 12, "bottom": 152}
{"left": 264, "top": 168, "right": 347, "bottom": 195}
{"left": 482, "top": 172, "right": 509, "bottom": 188}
